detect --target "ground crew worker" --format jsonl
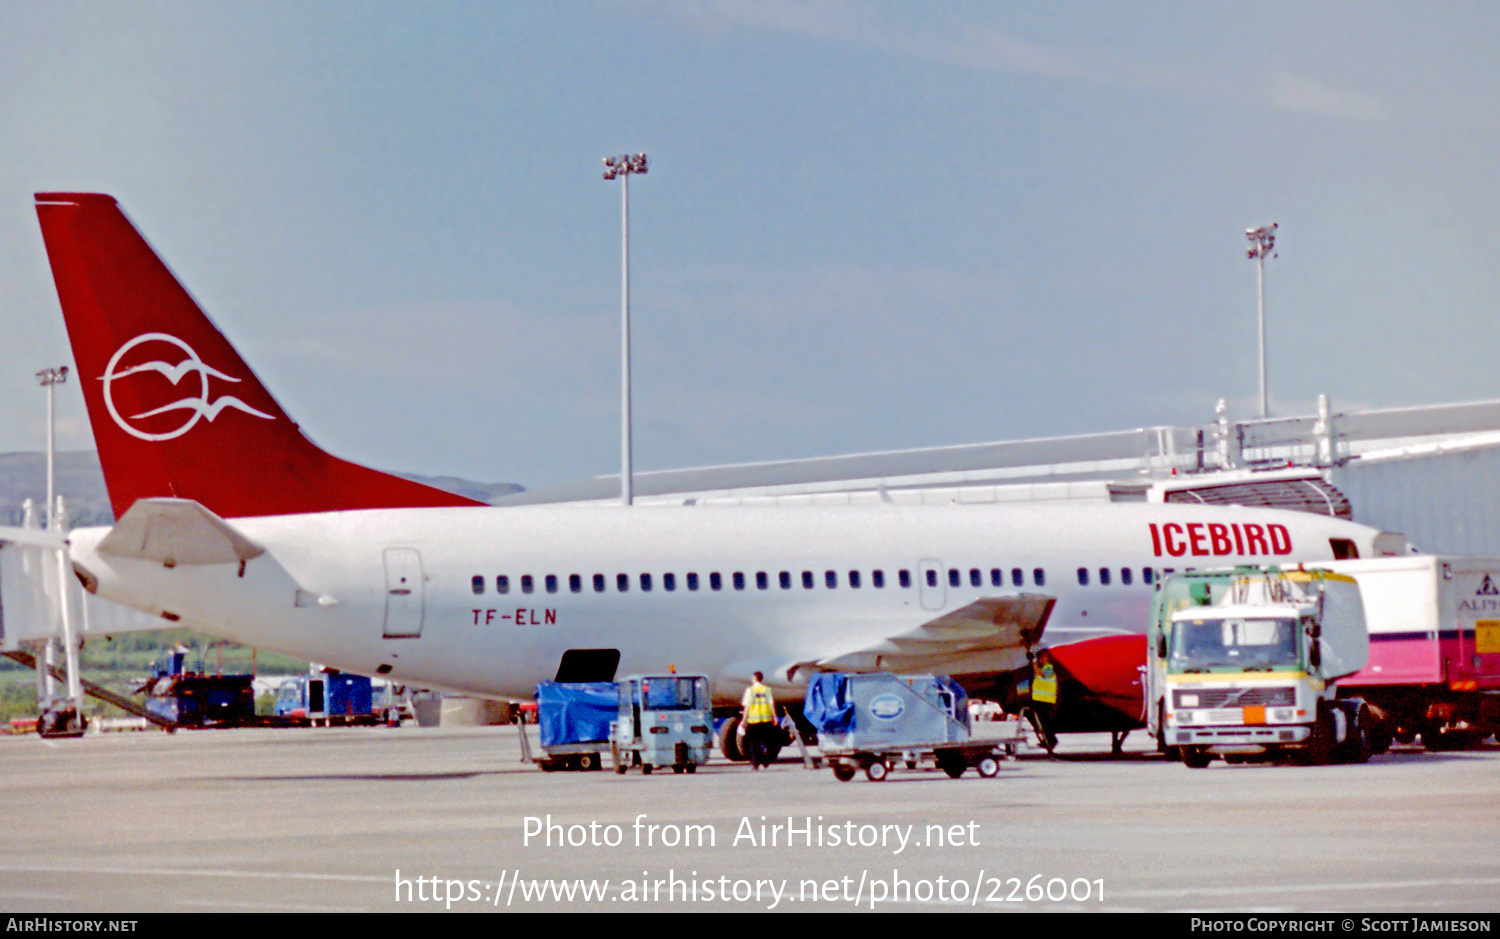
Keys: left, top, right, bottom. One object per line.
{"left": 1029, "top": 650, "right": 1060, "bottom": 753}
{"left": 741, "top": 671, "right": 778, "bottom": 769}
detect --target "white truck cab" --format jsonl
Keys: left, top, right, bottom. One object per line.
{"left": 1149, "top": 567, "right": 1373, "bottom": 767}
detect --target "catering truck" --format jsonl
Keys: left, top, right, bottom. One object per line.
{"left": 1147, "top": 566, "right": 1373, "bottom": 768}
{"left": 1326, "top": 556, "right": 1500, "bottom": 751}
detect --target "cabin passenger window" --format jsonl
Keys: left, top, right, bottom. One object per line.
{"left": 970, "top": 568, "right": 982, "bottom": 588}
{"left": 1012, "top": 568, "right": 1024, "bottom": 587}
{"left": 947, "top": 569, "right": 960, "bottom": 588}
{"left": 687, "top": 572, "right": 699, "bottom": 591}
{"left": 826, "top": 571, "right": 838, "bottom": 589}
{"left": 569, "top": 574, "right": 582, "bottom": 593}
{"left": 592, "top": 574, "right": 605, "bottom": 593}
{"left": 733, "top": 572, "right": 745, "bottom": 591}
{"left": 497, "top": 575, "right": 510, "bottom": 595}
{"left": 545, "top": 574, "right": 558, "bottom": 594}
{"left": 617, "top": 574, "right": 629, "bottom": 593}
{"left": 640, "top": 573, "right": 652, "bottom": 592}
{"left": 779, "top": 571, "right": 791, "bottom": 590}
{"left": 663, "top": 573, "right": 676, "bottom": 592}
{"left": 927, "top": 569, "right": 939, "bottom": 588}
{"left": 991, "top": 568, "right": 1003, "bottom": 588}
{"left": 1120, "top": 568, "right": 1132, "bottom": 586}
{"left": 872, "top": 570, "right": 885, "bottom": 588}
{"left": 899, "top": 570, "right": 912, "bottom": 589}
{"left": 1034, "top": 569, "right": 1046, "bottom": 586}
{"left": 1143, "top": 568, "right": 1154, "bottom": 585}
{"left": 522, "top": 575, "right": 534, "bottom": 594}
{"left": 471, "top": 575, "right": 485, "bottom": 595}
{"left": 1077, "top": 568, "right": 1088, "bottom": 586}
{"left": 1098, "top": 568, "right": 1110, "bottom": 586}
{"left": 756, "top": 572, "right": 768, "bottom": 590}
{"left": 848, "top": 570, "right": 861, "bottom": 588}
{"left": 710, "top": 572, "right": 722, "bottom": 591}
{"left": 803, "top": 571, "right": 814, "bottom": 589}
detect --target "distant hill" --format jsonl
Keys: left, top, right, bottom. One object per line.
{"left": 0, "top": 451, "right": 523, "bottom": 525}
{"left": 0, "top": 451, "right": 114, "bottom": 526}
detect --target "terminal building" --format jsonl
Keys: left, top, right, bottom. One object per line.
{"left": 503, "top": 396, "right": 1500, "bottom": 556}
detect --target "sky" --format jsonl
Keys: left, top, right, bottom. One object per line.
{"left": 1, "top": 2, "right": 1497, "bottom": 490}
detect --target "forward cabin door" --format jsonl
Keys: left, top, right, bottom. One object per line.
{"left": 382, "top": 547, "right": 425, "bottom": 639}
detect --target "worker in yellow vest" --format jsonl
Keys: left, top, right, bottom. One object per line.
{"left": 1032, "top": 653, "right": 1058, "bottom": 706}
{"left": 741, "top": 672, "right": 778, "bottom": 769}
{"left": 1029, "top": 650, "right": 1060, "bottom": 753}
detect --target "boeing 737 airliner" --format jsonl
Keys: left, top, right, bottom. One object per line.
{"left": 8, "top": 193, "right": 1402, "bottom": 745}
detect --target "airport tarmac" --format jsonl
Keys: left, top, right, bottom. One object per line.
{"left": 0, "top": 724, "right": 1495, "bottom": 913}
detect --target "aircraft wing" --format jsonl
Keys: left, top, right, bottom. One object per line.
{"left": 801, "top": 593, "right": 1054, "bottom": 678}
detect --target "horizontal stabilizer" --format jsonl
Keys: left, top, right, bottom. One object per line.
{"left": 97, "top": 498, "right": 265, "bottom": 566}
{"left": 810, "top": 593, "right": 1054, "bottom": 675}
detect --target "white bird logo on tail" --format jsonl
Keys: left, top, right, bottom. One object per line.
{"left": 102, "top": 332, "right": 275, "bottom": 441}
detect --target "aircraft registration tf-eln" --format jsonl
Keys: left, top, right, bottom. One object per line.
{"left": 14, "top": 193, "right": 1404, "bottom": 747}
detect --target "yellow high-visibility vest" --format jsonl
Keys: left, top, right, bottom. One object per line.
{"left": 745, "top": 684, "right": 775, "bottom": 723}
{"left": 1032, "top": 663, "right": 1058, "bottom": 705}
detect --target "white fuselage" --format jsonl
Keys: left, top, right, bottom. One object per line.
{"left": 67, "top": 501, "right": 1386, "bottom": 703}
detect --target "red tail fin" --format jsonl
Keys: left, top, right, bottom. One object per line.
{"left": 35, "top": 193, "right": 485, "bottom": 519}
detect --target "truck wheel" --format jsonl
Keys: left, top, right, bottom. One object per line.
{"left": 578, "top": 752, "right": 599, "bottom": 772}
{"left": 833, "top": 763, "right": 856, "bottom": 782}
{"left": 685, "top": 763, "right": 697, "bottom": 774}
{"left": 1182, "top": 747, "right": 1212, "bottom": 769}
{"left": 642, "top": 763, "right": 652, "bottom": 776}
{"left": 976, "top": 756, "right": 999, "bottom": 778}
{"left": 1305, "top": 707, "right": 1334, "bottom": 765}
{"left": 865, "top": 760, "right": 889, "bottom": 782}
{"left": 1347, "top": 704, "right": 1373, "bottom": 764}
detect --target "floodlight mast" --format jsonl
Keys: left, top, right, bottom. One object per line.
{"left": 1246, "top": 223, "right": 1278, "bottom": 419}
{"left": 33, "top": 364, "right": 83, "bottom": 715}
{"left": 34, "top": 365, "right": 68, "bottom": 530}
{"left": 603, "top": 153, "right": 648, "bottom": 506}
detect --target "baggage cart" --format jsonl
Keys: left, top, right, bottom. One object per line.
{"left": 805, "top": 672, "right": 1011, "bottom": 781}
{"left": 522, "top": 680, "right": 617, "bottom": 771}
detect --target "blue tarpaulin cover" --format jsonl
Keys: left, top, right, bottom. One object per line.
{"left": 536, "top": 681, "right": 617, "bottom": 747}
{"left": 803, "top": 673, "right": 856, "bottom": 734}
